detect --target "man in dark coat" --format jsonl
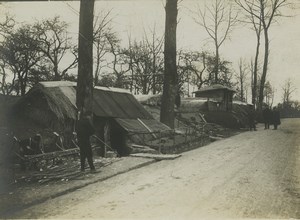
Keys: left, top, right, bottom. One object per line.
{"left": 76, "top": 112, "right": 96, "bottom": 172}
{"left": 272, "top": 107, "right": 281, "bottom": 130}
{"left": 262, "top": 106, "right": 272, "bottom": 129}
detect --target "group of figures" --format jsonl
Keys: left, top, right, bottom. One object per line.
{"left": 248, "top": 105, "right": 281, "bottom": 131}
{"left": 262, "top": 106, "right": 281, "bottom": 130}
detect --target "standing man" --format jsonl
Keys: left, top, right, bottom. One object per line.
{"left": 272, "top": 107, "right": 281, "bottom": 130}
{"left": 76, "top": 111, "right": 96, "bottom": 172}
{"left": 262, "top": 106, "right": 272, "bottom": 129}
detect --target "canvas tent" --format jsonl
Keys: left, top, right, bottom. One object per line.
{"left": 12, "top": 81, "right": 171, "bottom": 155}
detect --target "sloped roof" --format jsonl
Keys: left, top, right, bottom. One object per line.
{"left": 93, "top": 88, "right": 152, "bottom": 119}
{"left": 115, "top": 118, "right": 171, "bottom": 133}
{"left": 21, "top": 81, "right": 153, "bottom": 120}
{"left": 194, "top": 84, "right": 236, "bottom": 94}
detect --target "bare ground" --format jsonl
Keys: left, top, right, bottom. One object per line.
{"left": 10, "top": 118, "right": 300, "bottom": 219}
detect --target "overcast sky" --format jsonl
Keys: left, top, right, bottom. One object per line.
{"left": 0, "top": 0, "right": 299, "bottom": 104}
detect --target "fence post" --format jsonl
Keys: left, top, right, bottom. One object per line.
{"left": 142, "top": 133, "right": 145, "bottom": 145}
{"left": 104, "top": 142, "right": 107, "bottom": 158}
{"left": 173, "top": 130, "right": 175, "bottom": 146}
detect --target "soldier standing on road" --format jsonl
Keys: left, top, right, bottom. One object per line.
{"left": 262, "top": 106, "right": 272, "bottom": 129}
{"left": 272, "top": 107, "right": 281, "bottom": 130}
{"left": 76, "top": 111, "right": 96, "bottom": 172}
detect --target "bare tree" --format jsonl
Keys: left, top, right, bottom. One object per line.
{"left": 93, "top": 10, "right": 113, "bottom": 85}
{"left": 282, "top": 78, "right": 296, "bottom": 104}
{"left": 177, "top": 49, "right": 234, "bottom": 96}
{"left": 235, "top": 0, "right": 290, "bottom": 110}
{"left": 251, "top": 12, "right": 262, "bottom": 107}
{"left": 127, "top": 39, "right": 153, "bottom": 94}
{"left": 160, "top": 0, "right": 178, "bottom": 129}
{"left": 0, "top": 25, "right": 41, "bottom": 95}
{"left": 235, "top": 0, "right": 263, "bottom": 107}
{"left": 106, "top": 32, "right": 131, "bottom": 89}
{"left": 0, "top": 14, "right": 15, "bottom": 94}
{"left": 235, "top": 58, "right": 249, "bottom": 102}
{"left": 194, "top": 0, "right": 237, "bottom": 84}
{"left": 263, "top": 81, "right": 274, "bottom": 107}
{"left": 124, "top": 29, "right": 164, "bottom": 94}
{"left": 144, "top": 26, "right": 164, "bottom": 94}
{"left": 177, "top": 51, "right": 213, "bottom": 90}
{"left": 34, "top": 16, "right": 78, "bottom": 81}
{"left": 0, "top": 14, "right": 15, "bottom": 38}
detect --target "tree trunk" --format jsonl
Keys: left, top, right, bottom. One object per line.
{"left": 160, "top": 0, "right": 178, "bottom": 129}
{"left": 20, "top": 78, "right": 26, "bottom": 96}
{"left": 142, "top": 78, "right": 147, "bottom": 94}
{"left": 152, "top": 75, "right": 157, "bottom": 95}
{"left": 215, "top": 44, "right": 219, "bottom": 84}
{"left": 252, "top": 33, "right": 260, "bottom": 107}
{"left": 54, "top": 65, "right": 60, "bottom": 81}
{"left": 76, "top": 0, "right": 95, "bottom": 114}
{"left": 258, "top": 26, "right": 269, "bottom": 111}
{"left": 240, "top": 79, "right": 244, "bottom": 101}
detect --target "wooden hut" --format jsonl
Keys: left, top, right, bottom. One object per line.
{"left": 193, "top": 84, "right": 236, "bottom": 112}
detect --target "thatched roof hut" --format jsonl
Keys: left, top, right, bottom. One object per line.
{"left": 12, "top": 81, "right": 77, "bottom": 132}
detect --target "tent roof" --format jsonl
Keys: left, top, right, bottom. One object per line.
{"left": 93, "top": 89, "right": 152, "bottom": 119}
{"left": 20, "top": 81, "right": 153, "bottom": 120}
{"left": 40, "top": 81, "right": 131, "bottom": 94}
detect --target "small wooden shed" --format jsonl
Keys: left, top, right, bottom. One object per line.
{"left": 193, "top": 84, "right": 236, "bottom": 112}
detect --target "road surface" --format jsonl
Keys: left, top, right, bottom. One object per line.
{"left": 13, "top": 118, "right": 300, "bottom": 219}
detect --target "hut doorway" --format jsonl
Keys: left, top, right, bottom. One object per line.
{"left": 110, "top": 120, "right": 130, "bottom": 156}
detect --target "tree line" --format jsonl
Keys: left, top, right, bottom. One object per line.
{"left": 0, "top": 0, "right": 295, "bottom": 120}
{"left": 0, "top": 13, "right": 237, "bottom": 97}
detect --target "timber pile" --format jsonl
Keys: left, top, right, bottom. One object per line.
{"left": 24, "top": 148, "right": 79, "bottom": 162}
{"left": 14, "top": 157, "right": 120, "bottom": 185}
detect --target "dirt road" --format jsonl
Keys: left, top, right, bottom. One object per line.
{"left": 13, "top": 118, "right": 300, "bottom": 219}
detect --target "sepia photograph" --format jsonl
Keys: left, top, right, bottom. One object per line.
{"left": 0, "top": 0, "right": 299, "bottom": 219}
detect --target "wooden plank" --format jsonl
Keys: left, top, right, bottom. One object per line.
{"left": 137, "top": 118, "right": 157, "bottom": 139}
{"left": 131, "top": 144, "right": 157, "bottom": 154}
{"left": 23, "top": 144, "right": 111, "bottom": 163}
{"left": 209, "top": 136, "right": 224, "bottom": 141}
{"left": 130, "top": 153, "right": 181, "bottom": 160}
{"left": 131, "top": 144, "right": 155, "bottom": 150}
